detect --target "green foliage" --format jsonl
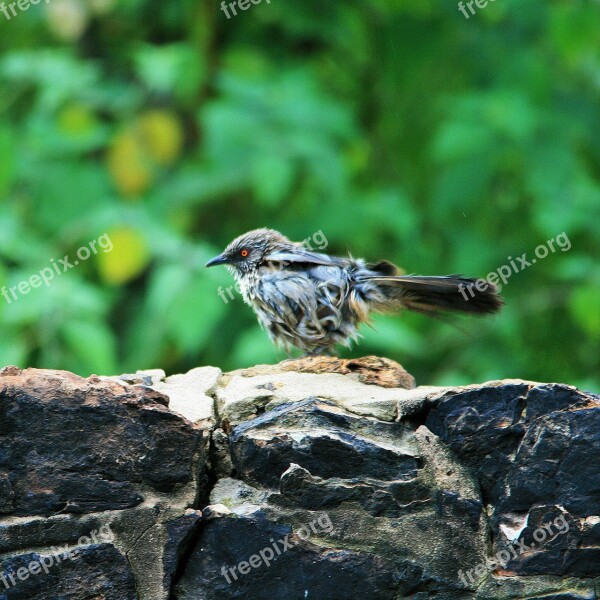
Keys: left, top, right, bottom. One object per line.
{"left": 0, "top": 0, "right": 598, "bottom": 392}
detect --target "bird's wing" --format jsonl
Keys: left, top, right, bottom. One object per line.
{"left": 365, "top": 274, "right": 469, "bottom": 287}
{"left": 263, "top": 248, "right": 347, "bottom": 268}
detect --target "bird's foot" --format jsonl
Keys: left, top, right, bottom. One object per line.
{"left": 301, "top": 350, "right": 335, "bottom": 358}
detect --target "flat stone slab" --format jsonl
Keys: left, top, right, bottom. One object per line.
{"left": 217, "top": 371, "right": 437, "bottom": 424}
{"left": 152, "top": 366, "right": 220, "bottom": 426}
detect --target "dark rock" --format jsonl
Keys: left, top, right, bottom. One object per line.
{"left": 279, "top": 463, "right": 432, "bottom": 517}
{"left": 199, "top": 395, "right": 488, "bottom": 598}
{"left": 210, "top": 428, "right": 233, "bottom": 478}
{"left": 0, "top": 474, "right": 14, "bottom": 514}
{"left": 230, "top": 398, "right": 420, "bottom": 487}
{"left": 0, "top": 368, "right": 204, "bottom": 517}
{"left": 424, "top": 381, "right": 531, "bottom": 502}
{"left": 1, "top": 364, "right": 599, "bottom": 599}
{"left": 0, "top": 544, "right": 137, "bottom": 600}
{"left": 174, "top": 515, "right": 422, "bottom": 600}
{"left": 163, "top": 510, "right": 203, "bottom": 593}
{"left": 0, "top": 366, "right": 209, "bottom": 600}
{"left": 426, "top": 381, "right": 600, "bottom": 579}
{"left": 502, "top": 408, "right": 600, "bottom": 516}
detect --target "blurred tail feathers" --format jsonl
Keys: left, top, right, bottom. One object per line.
{"left": 366, "top": 275, "right": 503, "bottom": 316}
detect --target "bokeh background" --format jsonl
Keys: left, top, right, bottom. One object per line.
{"left": 0, "top": 0, "right": 598, "bottom": 391}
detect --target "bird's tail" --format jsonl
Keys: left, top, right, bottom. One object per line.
{"left": 363, "top": 274, "right": 503, "bottom": 316}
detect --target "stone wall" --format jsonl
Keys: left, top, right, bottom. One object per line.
{"left": 0, "top": 358, "right": 598, "bottom": 599}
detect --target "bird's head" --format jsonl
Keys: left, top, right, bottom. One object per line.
{"left": 206, "top": 228, "right": 293, "bottom": 275}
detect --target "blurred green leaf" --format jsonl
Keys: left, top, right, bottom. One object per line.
{"left": 61, "top": 320, "right": 118, "bottom": 375}
{"left": 0, "top": 329, "right": 28, "bottom": 368}
{"left": 570, "top": 285, "right": 600, "bottom": 339}
{"left": 166, "top": 274, "right": 227, "bottom": 353}
{"left": 251, "top": 154, "right": 295, "bottom": 206}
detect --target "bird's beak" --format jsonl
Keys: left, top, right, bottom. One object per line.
{"left": 206, "top": 254, "right": 229, "bottom": 268}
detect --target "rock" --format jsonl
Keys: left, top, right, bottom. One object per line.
{"left": 209, "top": 477, "right": 271, "bottom": 517}
{"left": 0, "top": 367, "right": 202, "bottom": 517}
{"left": 163, "top": 510, "right": 203, "bottom": 593}
{"left": 175, "top": 517, "right": 426, "bottom": 600}
{"left": 0, "top": 544, "right": 137, "bottom": 599}
{"left": 210, "top": 428, "right": 234, "bottom": 479}
{"left": 184, "top": 377, "right": 600, "bottom": 599}
{"left": 232, "top": 355, "right": 416, "bottom": 389}
{"left": 185, "top": 398, "right": 488, "bottom": 598}
{"left": 137, "top": 369, "right": 167, "bottom": 385}
{"left": 216, "top": 369, "right": 427, "bottom": 425}
{"left": 0, "top": 473, "right": 14, "bottom": 514}
{"left": 0, "top": 367, "right": 209, "bottom": 600}
{"left": 1, "top": 363, "right": 599, "bottom": 599}
{"left": 229, "top": 398, "right": 420, "bottom": 487}
{"left": 424, "top": 379, "right": 600, "bottom": 579}
{"left": 152, "top": 366, "right": 220, "bottom": 426}
{"left": 202, "top": 504, "right": 231, "bottom": 520}
{"left": 475, "top": 575, "right": 597, "bottom": 599}
{"left": 99, "top": 368, "right": 166, "bottom": 387}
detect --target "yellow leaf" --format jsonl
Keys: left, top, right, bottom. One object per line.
{"left": 137, "top": 110, "right": 183, "bottom": 166}
{"left": 96, "top": 228, "right": 150, "bottom": 285}
{"left": 107, "top": 131, "right": 153, "bottom": 198}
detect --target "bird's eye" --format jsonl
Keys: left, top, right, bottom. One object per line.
{"left": 240, "top": 249, "right": 249, "bottom": 257}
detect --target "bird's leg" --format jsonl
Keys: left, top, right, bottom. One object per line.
{"left": 301, "top": 348, "right": 334, "bottom": 358}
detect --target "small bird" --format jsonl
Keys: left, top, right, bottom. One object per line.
{"left": 206, "top": 229, "right": 502, "bottom": 355}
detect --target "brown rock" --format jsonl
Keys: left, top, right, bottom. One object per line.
{"left": 232, "top": 355, "right": 416, "bottom": 389}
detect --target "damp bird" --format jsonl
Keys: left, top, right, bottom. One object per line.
{"left": 206, "top": 229, "right": 502, "bottom": 355}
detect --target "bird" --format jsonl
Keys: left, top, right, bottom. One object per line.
{"left": 206, "top": 228, "right": 502, "bottom": 356}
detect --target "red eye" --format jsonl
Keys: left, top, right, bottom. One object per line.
{"left": 240, "top": 249, "right": 249, "bottom": 257}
